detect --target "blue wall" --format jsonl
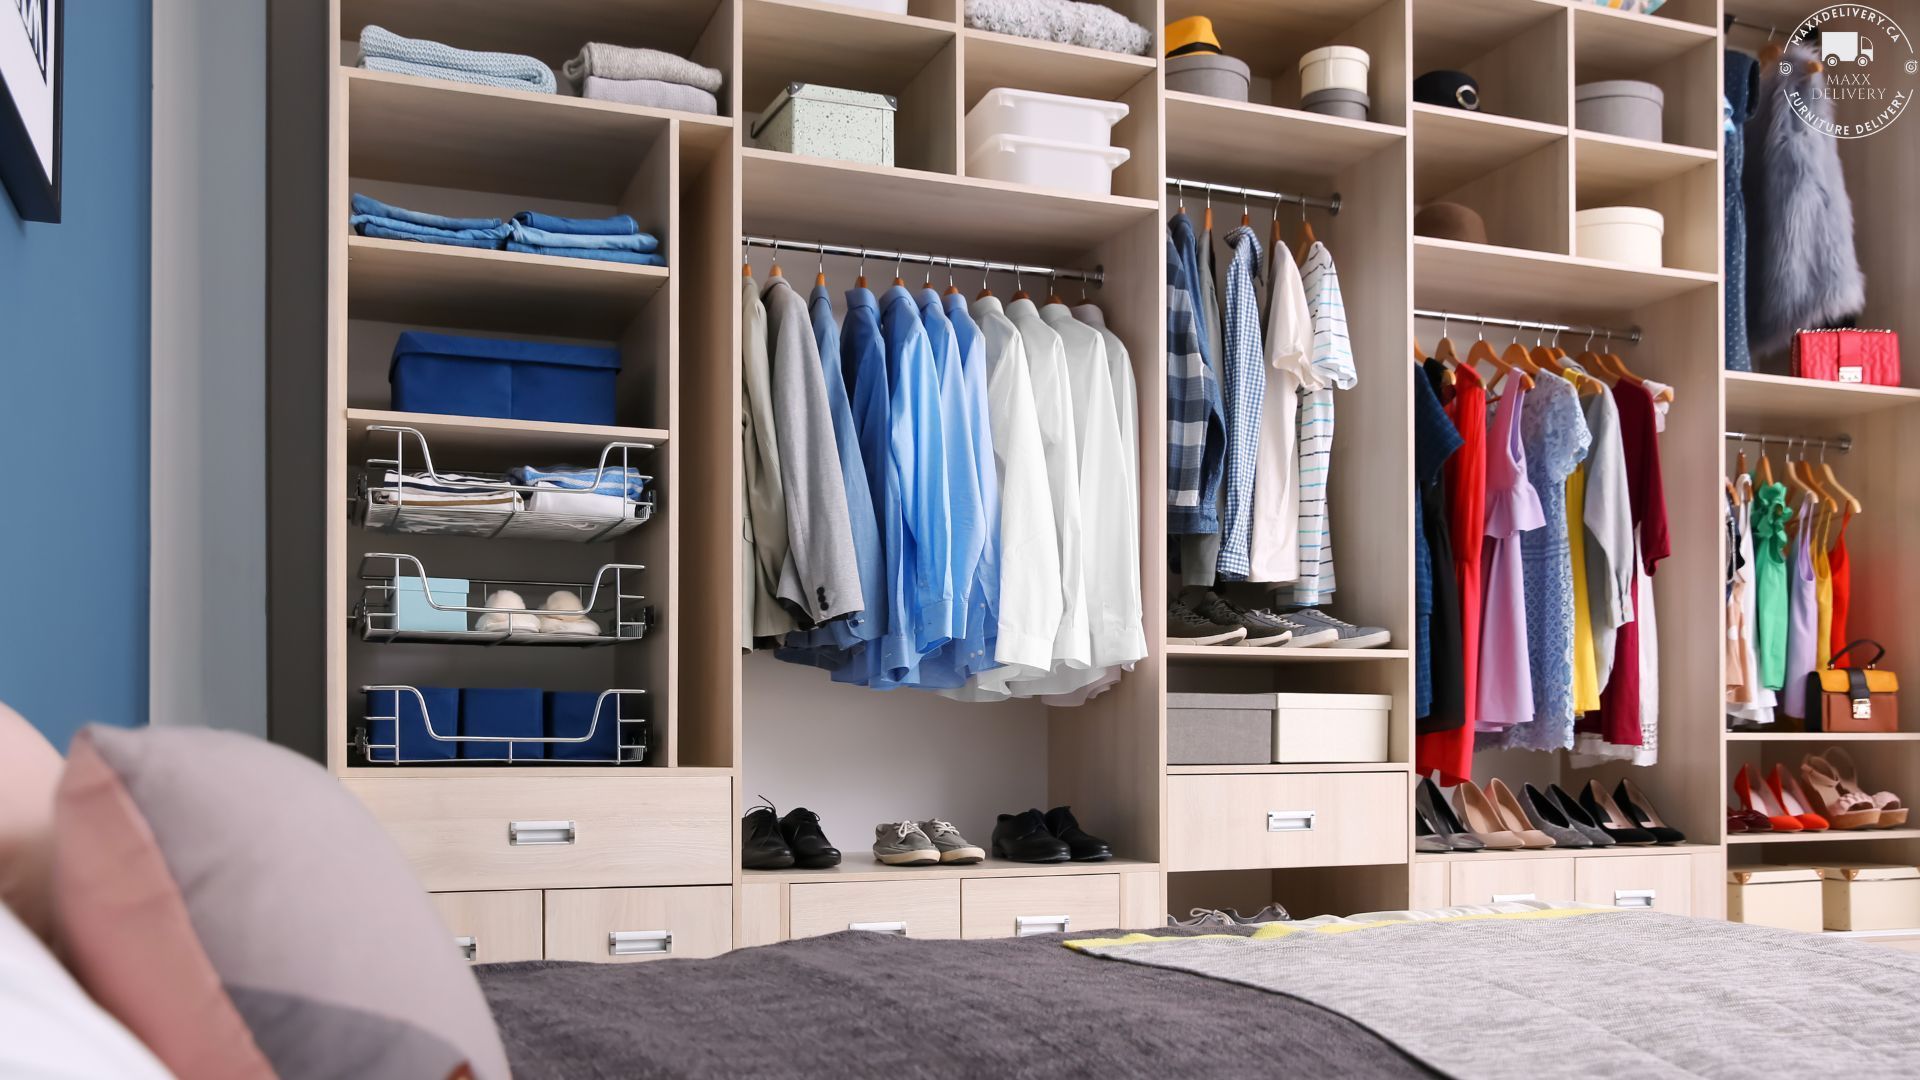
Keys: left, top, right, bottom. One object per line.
{"left": 0, "top": 11, "right": 152, "bottom": 748}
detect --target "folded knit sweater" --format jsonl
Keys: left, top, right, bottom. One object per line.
{"left": 963, "top": 0, "right": 1151, "bottom": 56}
{"left": 562, "top": 43, "right": 724, "bottom": 94}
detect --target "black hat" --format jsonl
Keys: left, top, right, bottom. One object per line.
{"left": 1414, "top": 70, "right": 1480, "bottom": 111}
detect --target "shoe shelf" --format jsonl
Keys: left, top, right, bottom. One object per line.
{"left": 1414, "top": 843, "right": 1715, "bottom": 863}
{"left": 348, "top": 409, "right": 671, "bottom": 456}
{"left": 356, "top": 552, "right": 650, "bottom": 646}
{"left": 1168, "top": 763, "right": 1411, "bottom": 776}
{"left": 1728, "top": 732, "right": 1920, "bottom": 743}
{"left": 743, "top": 856, "right": 1159, "bottom": 884}
{"left": 355, "top": 423, "right": 658, "bottom": 543}
{"left": 1728, "top": 829, "right": 1920, "bottom": 845}
{"left": 355, "top": 685, "right": 650, "bottom": 765}
{"left": 1164, "top": 644, "right": 1410, "bottom": 664}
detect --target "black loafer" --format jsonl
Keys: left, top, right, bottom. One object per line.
{"left": 779, "top": 807, "right": 841, "bottom": 869}
{"left": 1044, "top": 805, "right": 1113, "bottom": 861}
{"left": 741, "top": 799, "right": 795, "bottom": 870}
{"left": 991, "top": 809, "right": 1071, "bottom": 863}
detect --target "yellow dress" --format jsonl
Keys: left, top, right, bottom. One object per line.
{"left": 1814, "top": 502, "right": 1834, "bottom": 671}
{"left": 1567, "top": 460, "right": 1602, "bottom": 713}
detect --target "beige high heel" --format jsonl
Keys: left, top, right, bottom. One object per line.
{"left": 1823, "top": 747, "right": 1909, "bottom": 828}
{"left": 1801, "top": 755, "right": 1882, "bottom": 830}
{"left": 1487, "top": 779, "right": 1557, "bottom": 848}
{"left": 1452, "top": 781, "right": 1527, "bottom": 849}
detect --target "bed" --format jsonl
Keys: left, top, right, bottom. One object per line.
{"left": 479, "top": 902, "right": 1920, "bottom": 1080}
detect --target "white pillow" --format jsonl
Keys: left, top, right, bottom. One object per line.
{"left": 0, "top": 899, "right": 173, "bottom": 1079}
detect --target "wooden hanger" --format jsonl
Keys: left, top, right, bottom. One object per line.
{"left": 1294, "top": 200, "right": 1318, "bottom": 264}
{"left": 1736, "top": 445, "right": 1750, "bottom": 480}
{"left": 1795, "top": 443, "right": 1839, "bottom": 514}
{"left": 890, "top": 252, "right": 905, "bottom": 288}
{"left": 1239, "top": 187, "right": 1251, "bottom": 229}
{"left": 1432, "top": 323, "right": 1461, "bottom": 388}
{"left": 943, "top": 257, "right": 960, "bottom": 296}
{"left": 1818, "top": 447, "right": 1862, "bottom": 514}
{"left": 974, "top": 260, "right": 992, "bottom": 300}
{"left": 1468, "top": 327, "right": 1526, "bottom": 394}
{"left": 814, "top": 247, "right": 827, "bottom": 288}
{"left": 1269, "top": 194, "right": 1286, "bottom": 261}
{"left": 1011, "top": 267, "right": 1030, "bottom": 303}
{"left": 1045, "top": 272, "right": 1064, "bottom": 306}
{"left": 855, "top": 248, "right": 869, "bottom": 290}
{"left": 1413, "top": 336, "right": 1427, "bottom": 365}
{"left": 1501, "top": 338, "right": 1539, "bottom": 391}
{"left": 766, "top": 240, "right": 784, "bottom": 280}
{"left": 1757, "top": 442, "right": 1775, "bottom": 487}
{"left": 1759, "top": 27, "right": 1786, "bottom": 63}
{"left": 1783, "top": 438, "right": 1819, "bottom": 510}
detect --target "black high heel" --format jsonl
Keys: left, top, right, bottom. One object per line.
{"left": 1612, "top": 780, "right": 1686, "bottom": 845}
{"left": 1416, "top": 777, "right": 1485, "bottom": 852}
{"left": 1578, "top": 781, "right": 1659, "bottom": 846}
{"left": 1546, "top": 783, "right": 1616, "bottom": 847}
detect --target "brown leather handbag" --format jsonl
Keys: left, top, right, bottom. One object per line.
{"left": 1812, "top": 640, "right": 1899, "bottom": 733}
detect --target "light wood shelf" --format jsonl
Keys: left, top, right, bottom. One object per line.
{"left": 1727, "top": 731, "right": 1920, "bottom": 742}
{"left": 346, "top": 236, "right": 668, "bottom": 337}
{"left": 1413, "top": 104, "right": 1566, "bottom": 202}
{"left": 1169, "top": 763, "right": 1410, "bottom": 775}
{"left": 1412, "top": 0, "right": 1566, "bottom": 72}
{"left": 1413, "top": 236, "right": 1716, "bottom": 317}
{"left": 962, "top": 30, "right": 1156, "bottom": 104}
{"left": 740, "top": 0, "right": 956, "bottom": 111}
{"left": 744, "top": 856, "right": 1159, "bottom": 884}
{"left": 1729, "top": 829, "right": 1920, "bottom": 845}
{"left": 343, "top": 765, "right": 734, "bottom": 780}
{"left": 1166, "top": 92, "right": 1405, "bottom": 187}
{"left": 1574, "top": 130, "right": 1716, "bottom": 201}
{"left": 740, "top": 147, "right": 1158, "bottom": 261}
{"left": 1724, "top": 371, "right": 1920, "bottom": 425}
{"left": 1572, "top": 3, "right": 1719, "bottom": 68}
{"left": 1416, "top": 843, "right": 1714, "bottom": 863}
{"left": 346, "top": 408, "right": 670, "bottom": 456}
{"left": 339, "top": 0, "right": 728, "bottom": 65}
{"left": 1165, "top": 644, "right": 1410, "bottom": 663}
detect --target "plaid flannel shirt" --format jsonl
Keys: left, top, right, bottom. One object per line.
{"left": 1215, "top": 224, "right": 1267, "bottom": 580}
{"left": 1166, "top": 214, "right": 1224, "bottom": 531}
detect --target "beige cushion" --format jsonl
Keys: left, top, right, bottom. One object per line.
{"left": 0, "top": 702, "right": 62, "bottom": 941}
{"left": 52, "top": 725, "right": 509, "bottom": 1080}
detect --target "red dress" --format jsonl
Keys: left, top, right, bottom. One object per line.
{"left": 1417, "top": 364, "right": 1485, "bottom": 784}
{"left": 1830, "top": 511, "right": 1852, "bottom": 663}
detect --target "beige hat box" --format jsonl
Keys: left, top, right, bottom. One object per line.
{"left": 1167, "top": 692, "right": 1391, "bottom": 766}
{"left": 1726, "top": 867, "right": 1823, "bottom": 933}
{"left": 1806, "top": 863, "right": 1920, "bottom": 931}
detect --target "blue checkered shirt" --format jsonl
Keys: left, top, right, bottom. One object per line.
{"left": 1166, "top": 213, "right": 1223, "bottom": 532}
{"left": 1215, "top": 225, "right": 1267, "bottom": 579}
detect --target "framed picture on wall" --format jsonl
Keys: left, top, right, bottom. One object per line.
{"left": 1, "top": 0, "right": 61, "bottom": 222}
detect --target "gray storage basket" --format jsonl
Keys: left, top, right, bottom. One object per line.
{"left": 1167, "top": 53, "right": 1251, "bottom": 102}
{"left": 1167, "top": 692, "right": 1273, "bottom": 764}
{"left": 1575, "top": 79, "right": 1664, "bottom": 141}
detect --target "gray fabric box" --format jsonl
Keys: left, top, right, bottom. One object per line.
{"left": 1168, "top": 692, "right": 1272, "bottom": 764}
{"left": 1167, "top": 53, "right": 1251, "bottom": 102}
{"left": 751, "top": 83, "right": 898, "bottom": 166}
{"left": 1575, "top": 80, "right": 1664, "bottom": 142}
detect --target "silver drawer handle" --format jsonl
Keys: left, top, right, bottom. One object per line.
{"left": 1491, "top": 893, "right": 1537, "bottom": 903}
{"left": 609, "top": 930, "right": 673, "bottom": 956}
{"left": 1268, "top": 809, "right": 1317, "bottom": 832}
{"left": 1015, "top": 915, "right": 1070, "bottom": 937}
{"left": 1614, "top": 889, "right": 1656, "bottom": 909}
{"left": 849, "top": 921, "right": 908, "bottom": 935}
{"left": 508, "top": 819, "right": 576, "bottom": 846}
{"left": 454, "top": 935, "right": 477, "bottom": 962}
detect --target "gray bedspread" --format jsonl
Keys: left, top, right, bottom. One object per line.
{"left": 479, "top": 927, "right": 1437, "bottom": 1079}
{"left": 1074, "top": 908, "right": 1920, "bottom": 1079}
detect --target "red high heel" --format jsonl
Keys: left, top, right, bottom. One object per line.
{"left": 1768, "top": 763, "right": 1829, "bottom": 830}
{"left": 1735, "top": 764, "right": 1803, "bottom": 831}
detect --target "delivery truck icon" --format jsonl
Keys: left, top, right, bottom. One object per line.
{"left": 1822, "top": 30, "right": 1876, "bottom": 67}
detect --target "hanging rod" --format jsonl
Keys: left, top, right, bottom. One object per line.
{"left": 1724, "top": 431, "right": 1852, "bottom": 454}
{"left": 1725, "top": 14, "right": 1798, "bottom": 36}
{"left": 1413, "top": 307, "right": 1641, "bottom": 345}
{"left": 741, "top": 236, "right": 1104, "bottom": 285}
{"left": 1167, "top": 177, "right": 1342, "bottom": 215}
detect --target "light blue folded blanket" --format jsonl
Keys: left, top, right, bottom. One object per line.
{"left": 511, "top": 465, "right": 651, "bottom": 500}
{"left": 506, "top": 242, "right": 665, "bottom": 267}
{"left": 508, "top": 221, "right": 659, "bottom": 252}
{"left": 358, "top": 25, "right": 556, "bottom": 94}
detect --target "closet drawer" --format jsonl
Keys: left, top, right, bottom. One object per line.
{"left": 1449, "top": 858, "right": 1575, "bottom": 907}
{"left": 1573, "top": 854, "right": 1692, "bottom": 914}
{"left": 430, "top": 890, "right": 544, "bottom": 965}
{"left": 344, "top": 775, "right": 732, "bottom": 892}
{"left": 788, "top": 879, "right": 961, "bottom": 940}
{"left": 543, "top": 886, "right": 732, "bottom": 963}
{"left": 960, "top": 875, "right": 1120, "bottom": 939}
{"left": 1167, "top": 772, "right": 1409, "bottom": 872}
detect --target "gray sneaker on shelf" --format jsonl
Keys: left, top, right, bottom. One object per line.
{"left": 1226, "top": 903, "right": 1291, "bottom": 925}
{"left": 918, "top": 819, "right": 985, "bottom": 864}
{"left": 1168, "top": 596, "right": 1247, "bottom": 646}
{"left": 1182, "top": 589, "right": 1294, "bottom": 647}
{"left": 872, "top": 821, "right": 941, "bottom": 866}
{"left": 1168, "top": 907, "right": 1235, "bottom": 928}
{"left": 1282, "top": 608, "right": 1391, "bottom": 649}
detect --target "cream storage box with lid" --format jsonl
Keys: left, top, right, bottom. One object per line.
{"left": 752, "top": 83, "right": 897, "bottom": 167}
{"left": 1727, "top": 867, "right": 1824, "bottom": 933}
{"left": 1167, "top": 693, "right": 1392, "bottom": 765}
{"left": 1806, "top": 864, "right": 1920, "bottom": 931}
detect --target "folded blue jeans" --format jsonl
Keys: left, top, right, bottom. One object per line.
{"left": 513, "top": 210, "right": 640, "bottom": 236}
{"left": 351, "top": 192, "right": 503, "bottom": 232}
{"left": 508, "top": 221, "right": 659, "bottom": 252}
{"left": 354, "top": 217, "right": 510, "bottom": 249}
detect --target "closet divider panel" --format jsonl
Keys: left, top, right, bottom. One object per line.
{"left": 326, "top": 31, "right": 353, "bottom": 773}
{"left": 1409, "top": 0, "right": 1568, "bottom": 128}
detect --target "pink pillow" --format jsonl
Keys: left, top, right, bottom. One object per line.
{"left": 52, "top": 725, "right": 508, "bottom": 1080}
{"left": 0, "top": 702, "right": 61, "bottom": 941}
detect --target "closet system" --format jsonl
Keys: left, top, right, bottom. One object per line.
{"left": 293, "top": 0, "right": 1920, "bottom": 963}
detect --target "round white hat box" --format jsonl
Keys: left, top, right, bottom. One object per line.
{"left": 1576, "top": 206, "right": 1665, "bottom": 267}
{"left": 1299, "top": 45, "right": 1371, "bottom": 98}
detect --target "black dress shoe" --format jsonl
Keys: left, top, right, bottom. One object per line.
{"left": 991, "top": 809, "right": 1071, "bottom": 863}
{"left": 741, "top": 799, "right": 795, "bottom": 870}
{"left": 1043, "top": 806, "right": 1113, "bottom": 861}
{"left": 778, "top": 807, "right": 841, "bottom": 869}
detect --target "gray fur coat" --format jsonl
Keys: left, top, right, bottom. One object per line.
{"left": 1744, "top": 45, "right": 1867, "bottom": 363}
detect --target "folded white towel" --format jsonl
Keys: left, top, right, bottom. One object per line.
{"left": 562, "top": 43, "right": 723, "bottom": 93}
{"left": 475, "top": 589, "right": 541, "bottom": 633}
{"left": 538, "top": 590, "right": 604, "bottom": 636}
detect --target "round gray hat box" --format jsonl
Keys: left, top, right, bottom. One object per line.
{"left": 1301, "top": 86, "right": 1371, "bottom": 121}
{"left": 1167, "top": 52, "right": 1251, "bottom": 102}
{"left": 1575, "top": 79, "right": 1665, "bottom": 141}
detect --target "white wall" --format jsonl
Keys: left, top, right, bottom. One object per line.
{"left": 149, "top": 0, "right": 267, "bottom": 733}
{"left": 741, "top": 653, "right": 1049, "bottom": 855}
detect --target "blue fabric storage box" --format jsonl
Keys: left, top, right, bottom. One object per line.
{"left": 394, "top": 575, "right": 469, "bottom": 632}
{"left": 545, "top": 690, "right": 620, "bottom": 761}
{"left": 389, "top": 331, "right": 622, "bottom": 425}
{"left": 460, "top": 687, "right": 546, "bottom": 760}
{"left": 366, "top": 687, "right": 458, "bottom": 761}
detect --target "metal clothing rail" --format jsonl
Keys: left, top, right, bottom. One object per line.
{"left": 1413, "top": 307, "right": 1642, "bottom": 345}
{"left": 1725, "top": 14, "right": 1797, "bottom": 36}
{"left": 1725, "top": 430, "right": 1853, "bottom": 454}
{"left": 740, "top": 235, "right": 1104, "bottom": 285}
{"left": 1167, "top": 177, "right": 1342, "bottom": 215}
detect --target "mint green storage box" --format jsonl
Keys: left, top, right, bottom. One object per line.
{"left": 751, "top": 83, "right": 897, "bottom": 166}
{"left": 394, "top": 576, "right": 469, "bottom": 633}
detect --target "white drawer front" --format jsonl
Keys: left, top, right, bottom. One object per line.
{"left": 961, "top": 875, "right": 1119, "bottom": 939}
{"left": 1168, "top": 772, "right": 1409, "bottom": 872}
{"left": 431, "top": 890, "right": 544, "bottom": 964}
{"left": 788, "top": 879, "right": 961, "bottom": 940}
{"left": 543, "top": 886, "right": 732, "bottom": 963}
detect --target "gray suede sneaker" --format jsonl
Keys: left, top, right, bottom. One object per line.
{"left": 919, "top": 819, "right": 985, "bottom": 864}
{"left": 1183, "top": 589, "right": 1295, "bottom": 647}
{"left": 1284, "top": 608, "right": 1391, "bottom": 649}
{"left": 872, "top": 820, "right": 940, "bottom": 866}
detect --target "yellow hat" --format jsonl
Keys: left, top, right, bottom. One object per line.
{"left": 1166, "top": 16, "right": 1222, "bottom": 58}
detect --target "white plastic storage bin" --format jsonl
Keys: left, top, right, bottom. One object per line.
{"left": 967, "top": 133, "right": 1130, "bottom": 196}
{"left": 966, "top": 88, "right": 1129, "bottom": 155}
{"left": 1576, "top": 206, "right": 1664, "bottom": 267}
{"left": 1299, "top": 45, "right": 1370, "bottom": 98}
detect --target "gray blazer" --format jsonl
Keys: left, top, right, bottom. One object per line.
{"left": 741, "top": 275, "right": 797, "bottom": 640}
